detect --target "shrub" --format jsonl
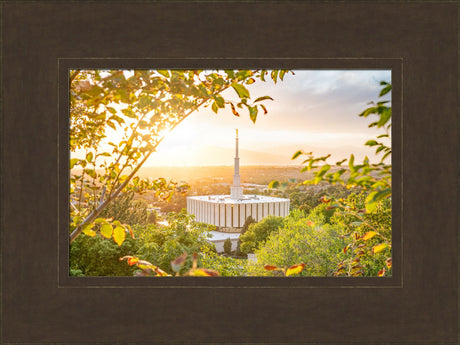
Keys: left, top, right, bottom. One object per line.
{"left": 246, "top": 209, "right": 346, "bottom": 276}
{"left": 134, "top": 210, "right": 215, "bottom": 274}
{"left": 70, "top": 234, "right": 138, "bottom": 276}
{"left": 223, "top": 238, "right": 232, "bottom": 254}
{"left": 239, "top": 215, "right": 285, "bottom": 254}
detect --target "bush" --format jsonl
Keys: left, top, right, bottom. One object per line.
{"left": 200, "top": 249, "right": 246, "bottom": 276}
{"left": 70, "top": 234, "right": 138, "bottom": 276}
{"left": 239, "top": 215, "right": 285, "bottom": 254}
{"left": 223, "top": 238, "right": 232, "bottom": 254}
{"left": 134, "top": 210, "right": 216, "bottom": 274}
{"left": 246, "top": 209, "right": 346, "bottom": 276}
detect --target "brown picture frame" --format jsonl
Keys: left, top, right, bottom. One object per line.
{"left": 1, "top": 1, "right": 457, "bottom": 344}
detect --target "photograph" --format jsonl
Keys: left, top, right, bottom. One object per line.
{"left": 70, "top": 69, "right": 392, "bottom": 278}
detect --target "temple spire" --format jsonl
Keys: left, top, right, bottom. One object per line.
{"left": 231, "top": 129, "right": 244, "bottom": 199}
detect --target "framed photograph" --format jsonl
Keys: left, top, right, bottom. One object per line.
{"left": 2, "top": 1, "right": 457, "bottom": 344}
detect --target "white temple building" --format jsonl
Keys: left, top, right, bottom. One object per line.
{"left": 187, "top": 130, "right": 290, "bottom": 241}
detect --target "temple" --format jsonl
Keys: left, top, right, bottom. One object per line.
{"left": 187, "top": 130, "right": 290, "bottom": 233}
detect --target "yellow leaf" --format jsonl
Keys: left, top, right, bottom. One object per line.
{"left": 188, "top": 268, "right": 219, "bottom": 276}
{"left": 113, "top": 226, "right": 126, "bottom": 246}
{"left": 100, "top": 223, "right": 113, "bottom": 238}
{"left": 372, "top": 243, "right": 388, "bottom": 254}
{"left": 154, "top": 267, "right": 170, "bottom": 276}
{"left": 82, "top": 224, "right": 96, "bottom": 237}
{"left": 127, "top": 257, "right": 139, "bottom": 266}
{"left": 362, "top": 231, "right": 377, "bottom": 241}
{"left": 285, "top": 263, "right": 306, "bottom": 276}
{"left": 137, "top": 260, "right": 156, "bottom": 271}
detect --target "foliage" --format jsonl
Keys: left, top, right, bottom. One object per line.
{"left": 121, "top": 252, "right": 219, "bottom": 277}
{"left": 327, "top": 193, "right": 392, "bottom": 276}
{"left": 133, "top": 210, "right": 216, "bottom": 274}
{"left": 99, "top": 191, "right": 152, "bottom": 226}
{"left": 70, "top": 69, "right": 290, "bottom": 244}
{"left": 272, "top": 81, "right": 391, "bottom": 213}
{"left": 246, "top": 209, "right": 346, "bottom": 276}
{"left": 262, "top": 263, "right": 306, "bottom": 277}
{"left": 236, "top": 216, "right": 257, "bottom": 256}
{"left": 239, "top": 215, "right": 285, "bottom": 254}
{"left": 288, "top": 184, "right": 353, "bottom": 213}
{"left": 70, "top": 233, "right": 138, "bottom": 276}
{"left": 200, "top": 249, "right": 247, "bottom": 277}
{"left": 223, "top": 238, "right": 232, "bottom": 254}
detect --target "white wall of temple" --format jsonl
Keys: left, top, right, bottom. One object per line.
{"left": 187, "top": 198, "right": 290, "bottom": 229}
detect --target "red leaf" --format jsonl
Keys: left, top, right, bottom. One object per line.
{"left": 263, "top": 264, "right": 279, "bottom": 271}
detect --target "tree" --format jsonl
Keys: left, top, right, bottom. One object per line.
{"left": 223, "top": 238, "right": 232, "bottom": 255}
{"left": 236, "top": 216, "right": 257, "bottom": 256}
{"left": 266, "top": 81, "right": 392, "bottom": 277}
{"left": 70, "top": 69, "right": 291, "bottom": 245}
{"left": 246, "top": 209, "right": 346, "bottom": 276}
{"left": 133, "top": 210, "right": 216, "bottom": 274}
{"left": 239, "top": 215, "right": 285, "bottom": 254}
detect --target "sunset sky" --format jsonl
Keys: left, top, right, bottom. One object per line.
{"left": 145, "top": 70, "right": 391, "bottom": 167}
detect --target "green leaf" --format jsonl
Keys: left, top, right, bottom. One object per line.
{"left": 139, "top": 96, "right": 151, "bottom": 108}
{"left": 85, "top": 169, "right": 97, "bottom": 179}
{"left": 70, "top": 158, "right": 79, "bottom": 169}
{"left": 157, "top": 70, "right": 170, "bottom": 78}
{"left": 279, "top": 70, "right": 286, "bottom": 81}
{"left": 365, "top": 188, "right": 391, "bottom": 212}
{"left": 254, "top": 95, "right": 274, "bottom": 103}
{"left": 121, "top": 108, "right": 136, "bottom": 118}
{"left": 113, "top": 226, "right": 126, "bottom": 246}
{"left": 248, "top": 105, "right": 258, "bottom": 123}
{"left": 316, "top": 164, "right": 330, "bottom": 178}
{"left": 271, "top": 70, "right": 279, "bottom": 83}
{"left": 86, "top": 152, "right": 93, "bottom": 163}
{"left": 292, "top": 150, "right": 302, "bottom": 160}
{"left": 107, "top": 107, "right": 117, "bottom": 114}
{"left": 348, "top": 154, "right": 355, "bottom": 170}
{"left": 231, "top": 83, "right": 250, "bottom": 99}
{"left": 377, "top": 108, "right": 391, "bottom": 127}
{"left": 214, "top": 95, "right": 225, "bottom": 108}
{"left": 379, "top": 84, "right": 392, "bottom": 97}
{"left": 211, "top": 101, "right": 218, "bottom": 114}
{"left": 365, "top": 140, "right": 378, "bottom": 147}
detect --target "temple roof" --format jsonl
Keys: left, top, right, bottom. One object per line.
{"left": 187, "top": 194, "right": 289, "bottom": 204}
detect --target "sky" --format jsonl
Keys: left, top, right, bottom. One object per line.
{"left": 144, "top": 70, "right": 391, "bottom": 167}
